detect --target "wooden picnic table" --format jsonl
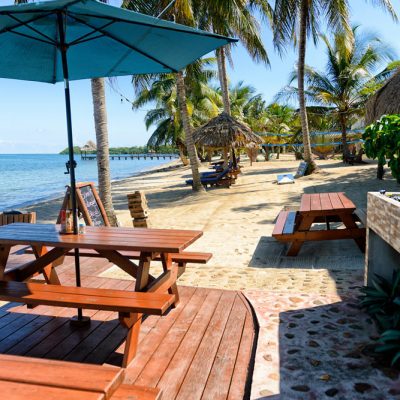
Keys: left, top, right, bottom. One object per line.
{"left": 0, "top": 223, "right": 203, "bottom": 367}
{"left": 0, "top": 223, "right": 202, "bottom": 299}
{"left": 0, "top": 354, "right": 161, "bottom": 399}
{"left": 273, "top": 192, "right": 366, "bottom": 256}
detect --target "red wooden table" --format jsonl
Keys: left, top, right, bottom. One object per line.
{"left": 0, "top": 223, "right": 203, "bottom": 303}
{"left": 273, "top": 192, "right": 366, "bottom": 256}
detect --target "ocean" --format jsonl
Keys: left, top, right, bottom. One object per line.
{"left": 0, "top": 154, "right": 173, "bottom": 211}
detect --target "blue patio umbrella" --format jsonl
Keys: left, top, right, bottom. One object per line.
{"left": 0, "top": 0, "right": 236, "bottom": 324}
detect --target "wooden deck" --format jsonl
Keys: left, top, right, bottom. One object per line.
{"left": 1, "top": 250, "right": 257, "bottom": 399}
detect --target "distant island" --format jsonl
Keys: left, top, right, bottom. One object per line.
{"left": 59, "top": 145, "right": 178, "bottom": 155}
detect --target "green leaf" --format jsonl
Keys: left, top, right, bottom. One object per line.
{"left": 392, "top": 351, "right": 400, "bottom": 366}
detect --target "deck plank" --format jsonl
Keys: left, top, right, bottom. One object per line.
{"left": 176, "top": 290, "right": 236, "bottom": 400}
{"left": 155, "top": 289, "right": 223, "bottom": 399}
{"left": 201, "top": 295, "right": 248, "bottom": 400}
{"left": 133, "top": 287, "right": 210, "bottom": 387}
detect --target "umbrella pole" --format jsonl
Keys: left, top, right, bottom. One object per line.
{"left": 58, "top": 13, "right": 90, "bottom": 327}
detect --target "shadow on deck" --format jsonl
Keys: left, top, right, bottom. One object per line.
{"left": 1, "top": 253, "right": 258, "bottom": 400}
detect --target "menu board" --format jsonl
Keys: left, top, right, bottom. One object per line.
{"left": 58, "top": 182, "right": 110, "bottom": 227}
{"left": 79, "top": 184, "right": 106, "bottom": 226}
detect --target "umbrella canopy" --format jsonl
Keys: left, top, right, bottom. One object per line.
{"left": 365, "top": 68, "right": 400, "bottom": 124}
{"left": 193, "top": 112, "right": 263, "bottom": 149}
{"left": 0, "top": 0, "right": 236, "bottom": 83}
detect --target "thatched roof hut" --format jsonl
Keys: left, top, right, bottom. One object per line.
{"left": 80, "top": 140, "right": 97, "bottom": 152}
{"left": 193, "top": 112, "right": 262, "bottom": 148}
{"left": 365, "top": 69, "right": 400, "bottom": 124}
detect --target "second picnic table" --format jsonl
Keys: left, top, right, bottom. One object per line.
{"left": 273, "top": 192, "right": 366, "bottom": 256}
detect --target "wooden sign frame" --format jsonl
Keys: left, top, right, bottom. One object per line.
{"left": 58, "top": 182, "right": 110, "bottom": 227}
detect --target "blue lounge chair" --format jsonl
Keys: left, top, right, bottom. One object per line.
{"left": 186, "top": 168, "right": 232, "bottom": 188}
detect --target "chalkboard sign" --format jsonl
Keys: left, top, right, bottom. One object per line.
{"left": 58, "top": 182, "right": 110, "bottom": 227}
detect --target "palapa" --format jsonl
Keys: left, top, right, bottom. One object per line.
{"left": 193, "top": 112, "right": 262, "bottom": 148}
{"left": 365, "top": 69, "right": 400, "bottom": 124}
{"left": 80, "top": 140, "right": 97, "bottom": 152}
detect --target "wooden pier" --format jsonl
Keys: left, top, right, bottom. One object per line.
{"left": 81, "top": 153, "right": 179, "bottom": 161}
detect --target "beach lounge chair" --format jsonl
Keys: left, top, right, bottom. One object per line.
{"left": 186, "top": 168, "right": 232, "bottom": 188}
{"left": 277, "top": 161, "right": 308, "bottom": 185}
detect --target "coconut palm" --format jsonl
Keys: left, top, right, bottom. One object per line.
{"left": 90, "top": 0, "right": 117, "bottom": 225}
{"left": 193, "top": 0, "right": 272, "bottom": 115}
{"left": 272, "top": 0, "right": 397, "bottom": 172}
{"left": 132, "top": 60, "right": 221, "bottom": 167}
{"left": 91, "top": 78, "right": 118, "bottom": 226}
{"left": 277, "top": 27, "right": 397, "bottom": 157}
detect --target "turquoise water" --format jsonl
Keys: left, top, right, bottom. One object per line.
{"left": 0, "top": 154, "right": 171, "bottom": 210}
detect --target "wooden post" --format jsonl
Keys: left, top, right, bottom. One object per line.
{"left": 127, "top": 191, "right": 150, "bottom": 228}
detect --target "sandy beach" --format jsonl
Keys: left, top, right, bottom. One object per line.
{"left": 27, "top": 155, "right": 398, "bottom": 272}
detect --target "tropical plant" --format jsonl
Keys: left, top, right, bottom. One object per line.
{"left": 131, "top": 60, "right": 221, "bottom": 167}
{"left": 272, "top": 0, "right": 397, "bottom": 173}
{"left": 361, "top": 272, "right": 400, "bottom": 367}
{"left": 277, "top": 27, "right": 397, "bottom": 158}
{"left": 375, "top": 329, "right": 400, "bottom": 366}
{"left": 90, "top": 0, "right": 118, "bottom": 225}
{"left": 363, "top": 114, "right": 400, "bottom": 182}
{"left": 360, "top": 271, "right": 400, "bottom": 331}
{"left": 192, "top": 0, "right": 272, "bottom": 115}
{"left": 91, "top": 78, "right": 118, "bottom": 226}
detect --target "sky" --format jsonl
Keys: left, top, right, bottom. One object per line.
{"left": 0, "top": 0, "right": 400, "bottom": 153}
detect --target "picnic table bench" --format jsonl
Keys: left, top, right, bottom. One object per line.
{"left": 273, "top": 192, "right": 366, "bottom": 256}
{"left": 0, "top": 354, "right": 161, "bottom": 399}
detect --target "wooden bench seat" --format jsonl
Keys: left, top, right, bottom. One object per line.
{"left": 354, "top": 208, "right": 367, "bottom": 226}
{"left": 22, "top": 248, "right": 212, "bottom": 267}
{"left": 111, "top": 385, "right": 161, "bottom": 400}
{"left": 0, "top": 281, "right": 175, "bottom": 367}
{"left": 0, "top": 354, "right": 161, "bottom": 400}
{"left": 272, "top": 210, "right": 297, "bottom": 237}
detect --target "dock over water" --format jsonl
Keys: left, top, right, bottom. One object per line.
{"left": 81, "top": 153, "right": 179, "bottom": 161}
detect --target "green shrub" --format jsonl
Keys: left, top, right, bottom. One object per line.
{"left": 360, "top": 271, "right": 400, "bottom": 367}
{"left": 363, "top": 115, "right": 400, "bottom": 182}
{"left": 376, "top": 329, "right": 400, "bottom": 366}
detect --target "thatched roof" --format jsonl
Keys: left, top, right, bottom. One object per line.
{"left": 193, "top": 112, "right": 262, "bottom": 149}
{"left": 365, "top": 69, "right": 400, "bottom": 124}
{"left": 81, "top": 140, "right": 97, "bottom": 152}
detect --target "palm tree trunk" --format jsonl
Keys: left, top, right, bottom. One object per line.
{"left": 217, "top": 47, "right": 231, "bottom": 115}
{"left": 176, "top": 71, "right": 204, "bottom": 192}
{"left": 91, "top": 78, "right": 118, "bottom": 226}
{"left": 177, "top": 142, "right": 189, "bottom": 166}
{"left": 298, "top": 0, "right": 317, "bottom": 173}
{"left": 339, "top": 113, "right": 349, "bottom": 159}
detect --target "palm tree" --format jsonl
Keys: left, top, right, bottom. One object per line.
{"left": 193, "top": 0, "right": 272, "bottom": 115}
{"left": 91, "top": 78, "right": 118, "bottom": 226}
{"left": 89, "top": 0, "right": 118, "bottom": 225}
{"left": 132, "top": 60, "right": 221, "bottom": 169}
{"left": 278, "top": 27, "right": 397, "bottom": 158}
{"left": 272, "top": 0, "right": 397, "bottom": 173}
